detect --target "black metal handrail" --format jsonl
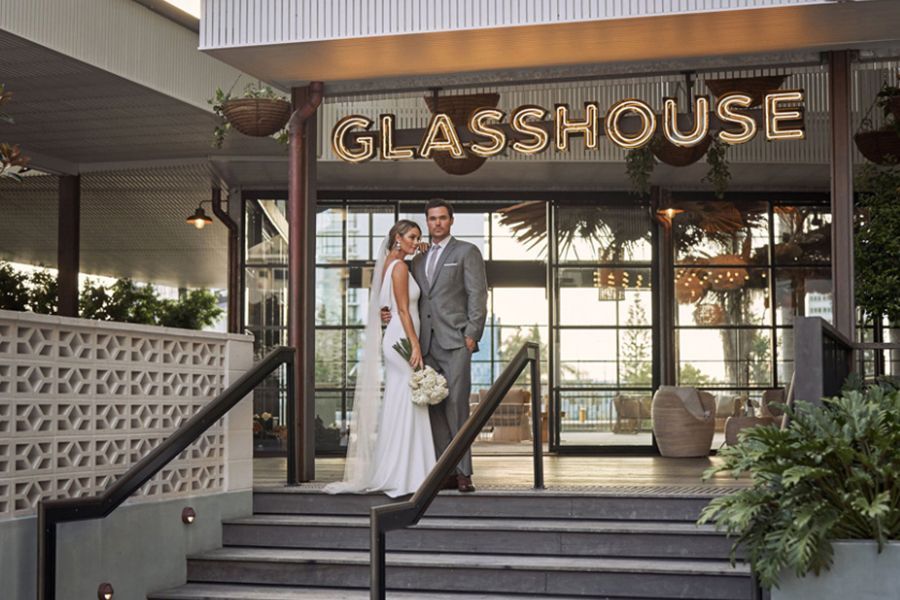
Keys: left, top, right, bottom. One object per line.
{"left": 369, "top": 342, "right": 544, "bottom": 599}
{"left": 36, "top": 346, "right": 296, "bottom": 600}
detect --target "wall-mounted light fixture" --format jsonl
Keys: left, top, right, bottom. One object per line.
{"left": 181, "top": 506, "right": 196, "bottom": 524}
{"left": 97, "top": 582, "right": 114, "bottom": 600}
{"left": 185, "top": 201, "right": 213, "bottom": 230}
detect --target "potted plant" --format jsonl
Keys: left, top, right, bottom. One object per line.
{"left": 209, "top": 81, "right": 291, "bottom": 148}
{"left": 699, "top": 384, "right": 900, "bottom": 598}
{"left": 0, "top": 83, "right": 30, "bottom": 181}
{"left": 854, "top": 82, "right": 900, "bottom": 165}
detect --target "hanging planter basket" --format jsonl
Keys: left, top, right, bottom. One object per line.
{"left": 854, "top": 130, "right": 900, "bottom": 165}
{"left": 424, "top": 93, "right": 500, "bottom": 176}
{"left": 221, "top": 98, "right": 292, "bottom": 137}
{"left": 705, "top": 75, "right": 788, "bottom": 108}
{"left": 651, "top": 135, "right": 712, "bottom": 167}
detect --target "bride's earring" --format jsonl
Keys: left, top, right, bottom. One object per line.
{"left": 394, "top": 241, "right": 401, "bottom": 250}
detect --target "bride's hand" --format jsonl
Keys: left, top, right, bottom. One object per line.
{"left": 409, "top": 345, "right": 424, "bottom": 370}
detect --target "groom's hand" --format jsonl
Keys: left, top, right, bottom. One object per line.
{"left": 380, "top": 307, "right": 391, "bottom": 325}
{"left": 416, "top": 242, "right": 431, "bottom": 254}
{"left": 465, "top": 336, "right": 476, "bottom": 352}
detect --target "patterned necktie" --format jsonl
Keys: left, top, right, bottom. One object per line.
{"left": 426, "top": 244, "right": 441, "bottom": 283}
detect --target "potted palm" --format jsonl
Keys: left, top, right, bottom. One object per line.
{"left": 699, "top": 383, "right": 900, "bottom": 598}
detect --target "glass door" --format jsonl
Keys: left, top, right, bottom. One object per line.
{"left": 552, "top": 201, "right": 657, "bottom": 450}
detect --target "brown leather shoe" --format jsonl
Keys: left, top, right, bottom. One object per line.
{"left": 456, "top": 475, "right": 475, "bottom": 493}
{"left": 441, "top": 475, "right": 458, "bottom": 490}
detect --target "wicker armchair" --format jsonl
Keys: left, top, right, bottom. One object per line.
{"left": 651, "top": 386, "right": 716, "bottom": 457}
{"left": 480, "top": 387, "right": 531, "bottom": 442}
{"left": 723, "top": 388, "right": 785, "bottom": 446}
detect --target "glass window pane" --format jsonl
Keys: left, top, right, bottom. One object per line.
{"left": 316, "top": 207, "right": 345, "bottom": 263}
{"left": 772, "top": 205, "right": 831, "bottom": 265}
{"left": 556, "top": 204, "right": 652, "bottom": 263}
{"left": 315, "top": 391, "right": 344, "bottom": 452}
{"left": 674, "top": 201, "right": 768, "bottom": 264}
{"left": 559, "top": 329, "right": 618, "bottom": 385}
{"left": 491, "top": 210, "right": 545, "bottom": 260}
{"left": 558, "top": 390, "right": 653, "bottom": 446}
{"left": 675, "top": 267, "right": 770, "bottom": 326}
{"left": 775, "top": 268, "right": 832, "bottom": 325}
{"left": 677, "top": 328, "right": 773, "bottom": 387}
{"left": 559, "top": 268, "right": 652, "bottom": 326}
{"left": 315, "top": 329, "right": 344, "bottom": 387}
{"left": 246, "top": 199, "right": 289, "bottom": 265}
{"left": 315, "top": 268, "right": 345, "bottom": 325}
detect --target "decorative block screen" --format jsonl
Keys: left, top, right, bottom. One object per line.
{"left": 0, "top": 310, "right": 253, "bottom": 520}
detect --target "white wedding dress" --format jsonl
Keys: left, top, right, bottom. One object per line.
{"left": 366, "top": 259, "right": 436, "bottom": 497}
{"left": 324, "top": 257, "right": 436, "bottom": 498}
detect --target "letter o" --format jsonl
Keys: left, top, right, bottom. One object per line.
{"left": 605, "top": 100, "right": 657, "bottom": 150}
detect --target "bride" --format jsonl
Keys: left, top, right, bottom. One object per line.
{"left": 324, "top": 220, "right": 436, "bottom": 497}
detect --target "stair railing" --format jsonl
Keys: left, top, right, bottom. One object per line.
{"left": 36, "top": 346, "right": 297, "bottom": 600}
{"left": 369, "top": 342, "right": 544, "bottom": 600}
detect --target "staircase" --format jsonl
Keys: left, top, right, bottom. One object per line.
{"left": 150, "top": 486, "right": 752, "bottom": 600}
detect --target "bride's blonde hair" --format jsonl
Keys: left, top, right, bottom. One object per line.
{"left": 388, "top": 219, "right": 421, "bottom": 247}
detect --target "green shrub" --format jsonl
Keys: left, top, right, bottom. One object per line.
{"left": 159, "top": 289, "right": 223, "bottom": 330}
{"left": 28, "top": 268, "right": 58, "bottom": 314}
{"left": 0, "top": 261, "right": 222, "bottom": 331}
{"left": 0, "top": 261, "right": 29, "bottom": 310}
{"left": 699, "top": 386, "right": 900, "bottom": 588}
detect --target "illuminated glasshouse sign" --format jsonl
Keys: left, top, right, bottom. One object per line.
{"left": 331, "top": 91, "right": 805, "bottom": 163}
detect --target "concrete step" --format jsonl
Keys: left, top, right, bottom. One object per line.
{"left": 149, "top": 582, "right": 657, "bottom": 599}
{"left": 222, "top": 514, "right": 736, "bottom": 560}
{"left": 252, "top": 487, "right": 723, "bottom": 522}
{"left": 185, "top": 548, "right": 752, "bottom": 599}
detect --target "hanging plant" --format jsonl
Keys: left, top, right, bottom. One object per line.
{"left": 625, "top": 145, "right": 656, "bottom": 196}
{"left": 702, "top": 138, "right": 731, "bottom": 199}
{"left": 854, "top": 81, "right": 900, "bottom": 165}
{"left": 208, "top": 82, "right": 291, "bottom": 148}
{"left": 0, "top": 84, "right": 30, "bottom": 181}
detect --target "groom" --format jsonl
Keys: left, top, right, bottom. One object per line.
{"left": 394, "top": 199, "right": 488, "bottom": 492}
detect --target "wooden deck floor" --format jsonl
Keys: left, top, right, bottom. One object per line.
{"left": 254, "top": 455, "right": 749, "bottom": 491}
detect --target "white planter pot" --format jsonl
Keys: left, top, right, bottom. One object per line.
{"left": 771, "top": 541, "right": 900, "bottom": 600}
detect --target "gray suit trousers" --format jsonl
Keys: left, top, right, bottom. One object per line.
{"left": 425, "top": 344, "right": 473, "bottom": 476}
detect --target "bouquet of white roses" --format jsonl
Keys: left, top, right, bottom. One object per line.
{"left": 392, "top": 338, "right": 449, "bottom": 406}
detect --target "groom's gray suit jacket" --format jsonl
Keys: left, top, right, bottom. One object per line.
{"left": 413, "top": 237, "right": 488, "bottom": 354}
